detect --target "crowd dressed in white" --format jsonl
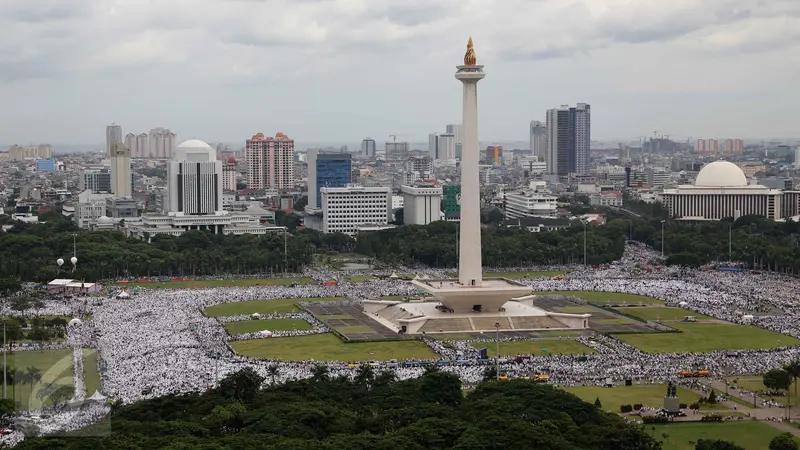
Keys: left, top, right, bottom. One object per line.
{"left": 3, "top": 242, "right": 800, "bottom": 443}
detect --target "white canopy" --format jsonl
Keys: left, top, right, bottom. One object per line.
{"left": 88, "top": 390, "right": 107, "bottom": 402}
{"left": 259, "top": 330, "right": 273, "bottom": 337}
{"left": 678, "top": 301, "right": 688, "bottom": 307}
{"left": 68, "top": 318, "right": 82, "bottom": 327}
{"left": 117, "top": 291, "right": 130, "bottom": 299}
{"left": 389, "top": 273, "right": 399, "bottom": 279}
{"left": 251, "top": 313, "right": 261, "bottom": 319}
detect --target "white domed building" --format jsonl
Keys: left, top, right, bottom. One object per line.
{"left": 662, "top": 161, "right": 784, "bottom": 220}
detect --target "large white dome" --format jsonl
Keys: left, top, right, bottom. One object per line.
{"left": 694, "top": 161, "right": 748, "bottom": 187}
{"left": 177, "top": 139, "right": 211, "bottom": 149}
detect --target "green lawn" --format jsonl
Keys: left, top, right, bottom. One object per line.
{"left": 205, "top": 297, "right": 345, "bottom": 317}
{"left": 652, "top": 421, "right": 800, "bottom": 450}
{"left": 347, "top": 276, "right": 375, "bottom": 283}
{"left": 615, "top": 323, "right": 800, "bottom": 353}
{"left": 562, "top": 384, "right": 723, "bottom": 412}
{"left": 225, "top": 318, "right": 312, "bottom": 334}
{"left": 230, "top": 333, "right": 437, "bottom": 361}
{"left": 447, "top": 271, "right": 564, "bottom": 279}
{"left": 474, "top": 339, "right": 595, "bottom": 357}
{"left": 381, "top": 296, "right": 408, "bottom": 301}
{"left": 318, "top": 314, "right": 352, "bottom": 320}
{"left": 335, "top": 326, "right": 374, "bottom": 334}
{"left": 594, "top": 318, "right": 636, "bottom": 325}
{"left": 617, "top": 307, "right": 713, "bottom": 322}
{"left": 7, "top": 349, "right": 73, "bottom": 410}
{"left": 113, "top": 277, "right": 314, "bottom": 289}
{"left": 539, "top": 291, "right": 663, "bottom": 305}
{"left": 83, "top": 349, "right": 102, "bottom": 396}
{"left": 728, "top": 376, "right": 789, "bottom": 405}
{"left": 431, "top": 333, "right": 476, "bottom": 341}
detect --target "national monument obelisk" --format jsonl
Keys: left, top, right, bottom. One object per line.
{"left": 456, "top": 37, "right": 485, "bottom": 288}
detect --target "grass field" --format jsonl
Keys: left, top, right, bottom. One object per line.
{"left": 615, "top": 323, "right": 800, "bottom": 353}
{"left": 430, "top": 333, "right": 475, "bottom": 341}
{"left": 225, "top": 318, "right": 312, "bottom": 334}
{"left": 728, "top": 376, "right": 789, "bottom": 405}
{"left": 475, "top": 339, "right": 595, "bottom": 357}
{"left": 230, "top": 333, "right": 437, "bottom": 361}
{"left": 8, "top": 349, "right": 73, "bottom": 410}
{"left": 594, "top": 318, "right": 636, "bottom": 325}
{"left": 562, "top": 384, "right": 723, "bottom": 412}
{"left": 617, "top": 307, "right": 713, "bottom": 322}
{"left": 114, "top": 277, "right": 314, "bottom": 289}
{"left": 335, "top": 326, "right": 374, "bottom": 334}
{"left": 318, "top": 314, "right": 352, "bottom": 320}
{"left": 347, "top": 276, "right": 375, "bottom": 283}
{"left": 447, "top": 271, "right": 564, "bottom": 279}
{"left": 539, "top": 291, "right": 663, "bottom": 305}
{"left": 651, "top": 421, "right": 800, "bottom": 450}
{"left": 381, "top": 296, "right": 408, "bottom": 300}
{"left": 205, "top": 297, "right": 345, "bottom": 317}
{"left": 83, "top": 349, "right": 101, "bottom": 396}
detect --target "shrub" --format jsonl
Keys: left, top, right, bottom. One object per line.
{"left": 594, "top": 397, "right": 602, "bottom": 408}
{"left": 701, "top": 414, "right": 723, "bottom": 422}
{"left": 707, "top": 391, "right": 718, "bottom": 404}
{"left": 633, "top": 403, "right": 643, "bottom": 410}
{"left": 620, "top": 404, "right": 633, "bottom": 413}
{"left": 679, "top": 403, "right": 687, "bottom": 409}
{"left": 643, "top": 416, "right": 669, "bottom": 424}
{"left": 689, "top": 402, "right": 700, "bottom": 410}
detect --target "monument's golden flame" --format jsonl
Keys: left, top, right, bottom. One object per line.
{"left": 464, "top": 37, "right": 477, "bottom": 66}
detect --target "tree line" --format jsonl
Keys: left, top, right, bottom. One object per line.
{"left": 16, "top": 366, "right": 664, "bottom": 449}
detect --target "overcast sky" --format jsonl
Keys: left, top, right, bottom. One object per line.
{"left": 1, "top": 0, "right": 799, "bottom": 146}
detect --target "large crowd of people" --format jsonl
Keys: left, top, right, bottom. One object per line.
{"left": 5, "top": 241, "right": 800, "bottom": 443}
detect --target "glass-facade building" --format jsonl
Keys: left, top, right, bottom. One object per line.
{"left": 315, "top": 153, "right": 352, "bottom": 208}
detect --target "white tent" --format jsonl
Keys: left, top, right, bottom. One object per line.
{"left": 68, "top": 318, "right": 82, "bottom": 327}
{"left": 421, "top": 274, "right": 430, "bottom": 280}
{"left": 413, "top": 274, "right": 421, "bottom": 280}
{"left": 678, "top": 301, "right": 688, "bottom": 307}
{"left": 251, "top": 313, "right": 261, "bottom": 319}
{"left": 259, "top": 330, "right": 273, "bottom": 338}
{"left": 117, "top": 291, "right": 130, "bottom": 299}
{"left": 389, "top": 273, "right": 399, "bottom": 279}
{"left": 88, "top": 390, "right": 107, "bottom": 402}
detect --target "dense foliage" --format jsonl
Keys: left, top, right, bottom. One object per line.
{"left": 356, "top": 220, "right": 628, "bottom": 266}
{"left": 18, "top": 368, "right": 661, "bottom": 450}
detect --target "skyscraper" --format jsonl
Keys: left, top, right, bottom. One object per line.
{"left": 106, "top": 123, "right": 122, "bottom": 156}
{"left": 167, "top": 140, "right": 222, "bottom": 215}
{"left": 246, "top": 132, "right": 295, "bottom": 189}
{"left": 529, "top": 120, "right": 546, "bottom": 159}
{"left": 222, "top": 156, "right": 237, "bottom": 192}
{"left": 428, "top": 133, "right": 439, "bottom": 159}
{"left": 110, "top": 142, "right": 132, "bottom": 197}
{"left": 149, "top": 128, "right": 177, "bottom": 159}
{"left": 437, "top": 133, "right": 456, "bottom": 160}
{"left": 307, "top": 149, "right": 352, "bottom": 208}
{"left": 446, "top": 124, "right": 463, "bottom": 144}
{"left": 385, "top": 141, "right": 410, "bottom": 161}
{"left": 361, "top": 138, "right": 376, "bottom": 157}
{"left": 545, "top": 103, "right": 591, "bottom": 176}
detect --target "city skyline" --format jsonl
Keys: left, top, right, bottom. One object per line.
{"left": 1, "top": 0, "right": 799, "bottom": 144}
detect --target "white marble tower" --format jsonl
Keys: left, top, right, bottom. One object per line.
{"left": 455, "top": 37, "right": 485, "bottom": 287}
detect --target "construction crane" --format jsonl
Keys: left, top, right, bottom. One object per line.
{"left": 388, "top": 134, "right": 397, "bottom": 142}
{"left": 653, "top": 130, "right": 660, "bottom": 139}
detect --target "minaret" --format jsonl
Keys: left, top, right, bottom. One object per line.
{"left": 455, "top": 37, "right": 485, "bottom": 287}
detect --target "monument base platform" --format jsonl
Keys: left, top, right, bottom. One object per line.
{"left": 362, "top": 298, "right": 590, "bottom": 335}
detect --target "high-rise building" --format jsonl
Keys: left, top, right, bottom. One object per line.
{"left": 437, "top": 133, "right": 456, "bottom": 160}
{"left": 110, "top": 142, "right": 132, "bottom": 198}
{"left": 695, "top": 139, "right": 719, "bottom": 156}
{"left": 167, "top": 140, "right": 223, "bottom": 215}
{"left": 106, "top": 123, "right": 122, "bottom": 156}
{"left": 545, "top": 103, "right": 591, "bottom": 176}
{"left": 529, "top": 120, "right": 546, "bottom": 159}
{"left": 80, "top": 168, "right": 112, "bottom": 193}
{"left": 385, "top": 141, "right": 410, "bottom": 161}
{"left": 404, "top": 156, "right": 434, "bottom": 184}
{"left": 246, "top": 132, "right": 295, "bottom": 190}
{"left": 148, "top": 128, "right": 177, "bottom": 159}
{"left": 125, "top": 133, "right": 150, "bottom": 158}
{"left": 446, "top": 124, "right": 463, "bottom": 144}
{"left": 428, "top": 133, "right": 439, "bottom": 159}
{"left": 723, "top": 139, "right": 744, "bottom": 155}
{"left": 485, "top": 145, "right": 503, "bottom": 165}
{"left": 222, "top": 156, "right": 237, "bottom": 192}
{"left": 361, "top": 138, "right": 376, "bottom": 157}
{"left": 443, "top": 184, "right": 461, "bottom": 221}
{"left": 320, "top": 186, "right": 391, "bottom": 235}
{"left": 401, "top": 183, "right": 443, "bottom": 225}
{"left": 307, "top": 149, "right": 352, "bottom": 208}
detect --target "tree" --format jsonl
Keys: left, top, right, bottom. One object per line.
{"left": 9, "top": 296, "right": 31, "bottom": 317}
{"left": 3, "top": 319, "right": 24, "bottom": 347}
{"left": 266, "top": 364, "right": 280, "bottom": 386}
{"left": 763, "top": 369, "right": 792, "bottom": 392}
{"left": 707, "top": 390, "right": 718, "bottom": 404}
{"left": 393, "top": 208, "right": 404, "bottom": 225}
{"left": 783, "top": 360, "right": 800, "bottom": 418}
{"left": 310, "top": 364, "right": 329, "bottom": 382}
{"left": 594, "top": 397, "right": 602, "bottom": 408}
{"left": 0, "top": 278, "right": 21, "bottom": 296}
{"left": 770, "top": 433, "right": 799, "bottom": 450}
{"left": 487, "top": 208, "right": 504, "bottom": 226}
{"left": 217, "top": 367, "right": 265, "bottom": 402}
{"left": 695, "top": 439, "right": 745, "bottom": 450}
{"left": 293, "top": 196, "right": 308, "bottom": 211}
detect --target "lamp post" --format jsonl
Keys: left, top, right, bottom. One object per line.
{"left": 494, "top": 322, "right": 500, "bottom": 381}
{"left": 728, "top": 223, "right": 732, "bottom": 259}
{"left": 660, "top": 220, "right": 666, "bottom": 258}
{"left": 2, "top": 317, "right": 6, "bottom": 400}
{"left": 283, "top": 229, "right": 288, "bottom": 274}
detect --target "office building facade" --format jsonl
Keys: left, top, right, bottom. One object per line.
{"left": 168, "top": 140, "right": 223, "bottom": 215}
{"left": 401, "top": 184, "right": 443, "bottom": 225}
{"left": 106, "top": 123, "right": 122, "bottom": 156}
{"left": 546, "top": 103, "right": 591, "bottom": 176}
{"left": 385, "top": 141, "right": 410, "bottom": 161}
{"left": 320, "top": 186, "right": 391, "bottom": 236}
{"left": 361, "top": 138, "right": 376, "bottom": 157}
{"left": 307, "top": 150, "right": 352, "bottom": 208}
{"left": 530, "top": 120, "right": 546, "bottom": 160}
{"left": 110, "top": 142, "right": 132, "bottom": 198}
